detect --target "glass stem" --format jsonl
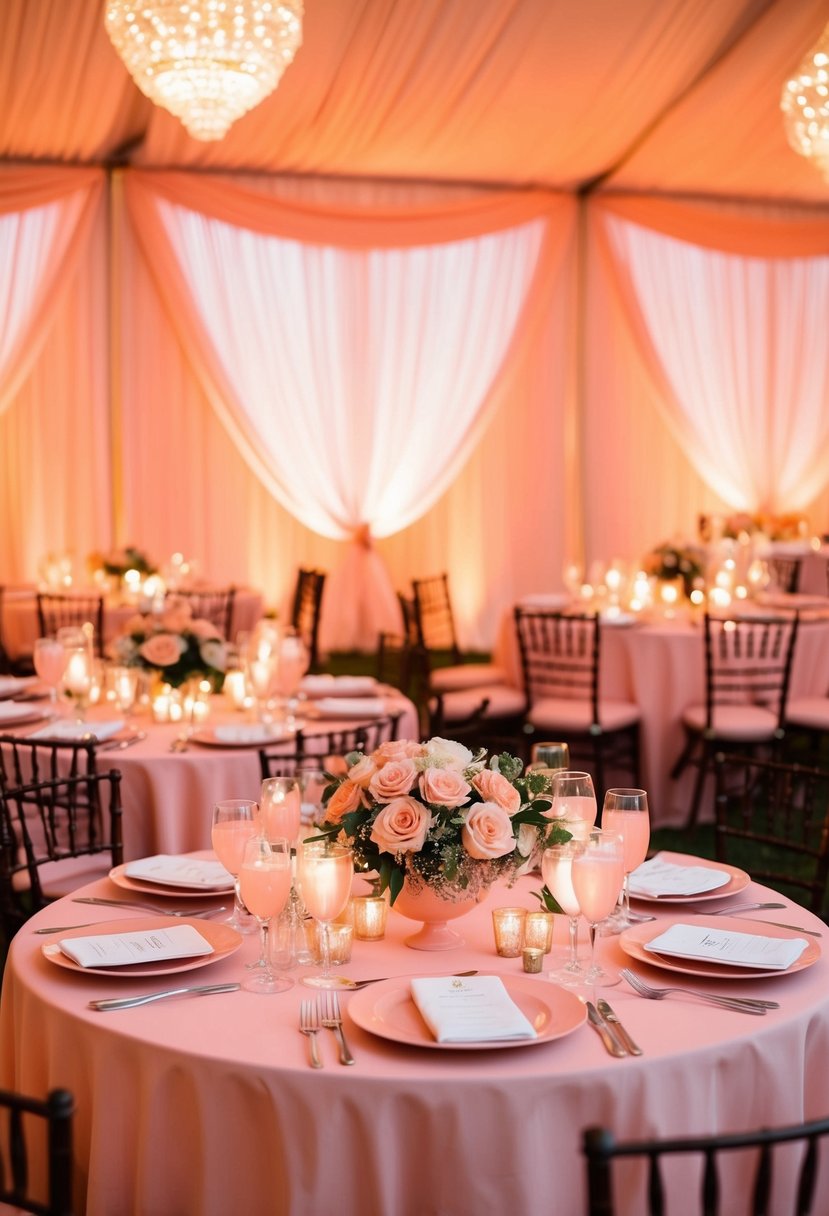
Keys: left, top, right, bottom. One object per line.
{"left": 621, "top": 874, "right": 631, "bottom": 921}
{"left": 319, "top": 920, "right": 331, "bottom": 980}
{"left": 568, "top": 915, "right": 579, "bottom": 968}
{"left": 587, "top": 921, "right": 598, "bottom": 973}
{"left": 233, "top": 878, "right": 246, "bottom": 924}
{"left": 258, "top": 920, "right": 271, "bottom": 973}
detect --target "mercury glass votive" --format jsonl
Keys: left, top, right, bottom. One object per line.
{"left": 491, "top": 907, "right": 527, "bottom": 958}
{"left": 522, "top": 947, "right": 544, "bottom": 974}
{"left": 524, "top": 911, "right": 554, "bottom": 954}
{"left": 352, "top": 894, "right": 388, "bottom": 941}
{"left": 312, "top": 922, "right": 353, "bottom": 966}
{"left": 530, "top": 741, "right": 570, "bottom": 770}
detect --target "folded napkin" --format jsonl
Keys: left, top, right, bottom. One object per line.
{"left": 211, "top": 723, "right": 287, "bottom": 745}
{"left": 0, "top": 676, "right": 36, "bottom": 699}
{"left": 0, "top": 701, "right": 41, "bottom": 723}
{"left": 311, "top": 697, "right": 385, "bottom": 719}
{"left": 629, "top": 854, "right": 731, "bottom": 898}
{"left": 26, "top": 719, "right": 125, "bottom": 742}
{"left": 59, "top": 924, "right": 213, "bottom": 968}
{"left": 125, "top": 855, "right": 233, "bottom": 890}
{"left": 301, "top": 675, "right": 378, "bottom": 698}
{"left": 410, "top": 976, "right": 537, "bottom": 1043}
{"left": 644, "top": 923, "right": 808, "bottom": 970}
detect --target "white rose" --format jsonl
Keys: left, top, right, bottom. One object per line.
{"left": 424, "top": 737, "right": 474, "bottom": 771}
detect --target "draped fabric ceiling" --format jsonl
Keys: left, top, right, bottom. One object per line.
{"left": 1, "top": 0, "right": 829, "bottom": 651}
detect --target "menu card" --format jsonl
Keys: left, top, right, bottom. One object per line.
{"left": 410, "top": 976, "right": 537, "bottom": 1043}
{"left": 644, "top": 923, "right": 809, "bottom": 970}
{"left": 59, "top": 925, "right": 214, "bottom": 968}
{"left": 301, "top": 675, "right": 378, "bottom": 698}
{"left": 124, "top": 855, "right": 233, "bottom": 890}
{"left": 629, "top": 854, "right": 731, "bottom": 898}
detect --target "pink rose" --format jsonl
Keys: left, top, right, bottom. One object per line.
{"left": 347, "top": 755, "right": 378, "bottom": 789}
{"left": 418, "top": 766, "right": 471, "bottom": 808}
{"left": 323, "top": 781, "right": 362, "bottom": 824}
{"left": 139, "top": 633, "right": 186, "bottom": 667}
{"left": 471, "top": 769, "right": 521, "bottom": 815}
{"left": 370, "top": 797, "right": 432, "bottom": 854}
{"left": 369, "top": 759, "right": 418, "bottom": 802}
{"left": 372, "top": 739, "right": 425, "bottom": 766}
{"left": 189, "top": 618, "right": 221, "bottom": 640}
{"left": 123, "top": 613, "right": 149, "bottom": 635}
{"left": 461, "top": 802, "right": 516, "bottom": 860}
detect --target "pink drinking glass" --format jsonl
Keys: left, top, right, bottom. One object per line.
{"left": 541, "top": 838, "right": 587, "bottom": 986}
{"left": 33, "top": 637, "right": 67, "bottom": 707}
{"left": 211, "top": 799, "right": 259, "bottom": 935}
{"left": 238, "top": 836, "right": 294, "bottom": 994}
{"left": 601, "top": 788, "right": 650, "bottom": 932}
{"left": 571, "top": 828, "right": 625, "bottom": 987}
{"left": 296, "top": 841, "right": 353, "bottom": 989}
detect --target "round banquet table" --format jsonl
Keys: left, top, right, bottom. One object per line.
{"left": 0, "top": 691, "right": 419, "bottom": 860}
{"left": 494, "top": 604, "right": 829, "bottom": 827}
{"left": 1, "top": 872, "right": 827, "bottom": 1216}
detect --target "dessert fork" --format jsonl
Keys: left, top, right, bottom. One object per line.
{"left": 299, "top": 1000, "right": 323, "bottom": 1068}
{"left": 319, "top": 990, "right": 355, "bottom": 1065}
{"left": 620, "top": 968, "right": 778, "bottom": 1014}
{"left": 73, "top": 896, "right": 227, "bottom": 918}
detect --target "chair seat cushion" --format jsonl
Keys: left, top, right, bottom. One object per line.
{"left": 528, "top": 697, "right": 640, "bottom": 733}
{"left": 430, "top": 663, "right": 507, "bottom": 693}
{"left": 785, "top": 697, "right": 829, "bottom": 730}
{"left": 434, "top": 684, "right": 525, "bottom": 723}
{"left": 681, "top": 703, "right": 780, "bottom": 741}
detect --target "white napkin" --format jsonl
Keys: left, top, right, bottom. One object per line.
{"left": 644, "top": 923, "right": 808, "bottom": 970}
{"left": 301, "top": 675, "right": 378, "bottom": 698}
{"left": 410, "top": 976, "right": 537, "bottom": 1043}
{"left": 211, "top": 723, "right": 286, "bottom": 744}
{"left": 58, "top": 924, "right": 214, "bottom": 968}
{"left": 0, "top": 701, "right": 40, "bottom": 723}
{"left": 311, "top": 697, "right": 385, "bottom": 719}
{"left": 629, "top": 854, "right": 731, "bottom": 898}
{"left": 26, "top": 719, "right": 125, "bottom": 742}
{"left": 0, "top": 676, "right": 37, "bottom": 699}
{"left": 124, "top": 855, "right": 233, "bottom": 890}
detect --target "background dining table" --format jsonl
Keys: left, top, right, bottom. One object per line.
{"left": 2, "top": 869, "right": 826, "bottom": 1216}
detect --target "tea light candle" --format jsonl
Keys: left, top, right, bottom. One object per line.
{"left": 522, "top": 947, "right": 544, "bottom": 974}
{"left": 352, "top": 894, "right": 388, "bottom": 940}
{"left": 224, "top": 668, "right": 247, "bottom": 710}
{"left": 63, "top": 649, "right": 91, "bottom": 696}
{"left": 524, "top": 911, "right": 554, "bottom": 954}
{"left": 491, "top": 907, "right": 527, "bottom": 957}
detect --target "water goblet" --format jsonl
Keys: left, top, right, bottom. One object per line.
{"left": 600, "top": 788, "right": 650, "bottom": 933}
{"left": 275, "top": 630, "right": 308, "bottom": 732}
{"left": 238, "top": 836, "right": 294, "bottom": 994}
{"left": 211, "top": 799, "right": 259, "bottom": 935}
{"left": 33, "top": 637, "right": 67, "bottom": 707}
{"left": 571, "top": 828, "right": 625, "bottom": 988}
{"left": 261, "top": 776, "right": 308, "bottom": 967}
{"left": 296, "top": 841, "right": 354, "bottom": 990}
{"left": 551, "top": 770, "right": 598, "bottom": 832}
{"left": 541, "top": 839, "right": 587, "bottom": 986}
{"left": 60, "top": 637, "right": 94, "bottom": 723}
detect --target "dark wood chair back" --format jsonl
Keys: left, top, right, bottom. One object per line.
{"left": 259, "top": 714, "right": 404, "bottom": 780}
{"left": 0, "top": 1086, "right": 74, "bottom": 1215}
{"left": 702, "top": 611, "right": 800, "bottom": 732}
{"left": 35, "top": 594, "right": 105, "bottom": 658}
{"left": 290, "top": 569, "right": 326, "bottom": 673}
{"left": 411, "top": 573, "right": 462, "bottom": 663}
{"left": 171, "top": 587, "right": 236, "bottom": 639}
{"left": 513, "top": 607, "right": 600, "bottom": 720}
{"left": 767, "top": 555, "right": 802, "bottom": 594}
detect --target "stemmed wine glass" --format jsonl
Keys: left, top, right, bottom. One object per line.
{"left": 551, "top": 770, "right": 598, "bottom": 834}
{"left": 541, "top": 838, "right": 587, "bottom": 986}
{"left": 600, "top": 788, "right": 650, "bottom": 933}
{"left": 275, "top": 629, "right": 308, "bottom": 733}
{"left": 59, "top": 632, "right": 95, "bottom": 723}
{"left": 210, "top": 799, "right": 259, "bottom": 935}
{"left": 260, "top": 776, "right": 310, "bottom": 966}
{"left": 571, "top": 828, "right": 625, "bottom": 987}
{"left": 33, "top": 637, "right": 67, "bottom": 707}
{"left": 296, "top": 841, "right": 353, "bottom": 989}
{"left": 238, "top": 836, "right": 294, "bottom": 994}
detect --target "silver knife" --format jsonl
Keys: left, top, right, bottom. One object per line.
{"left": 597, "top": 999, "right": 643, "bottom": 1056}
{"left": 88, "top": 982, "right": 241, "bottom": 1011}
{"left": 585, "top": 1001, "right": 627, "bottom": 1057}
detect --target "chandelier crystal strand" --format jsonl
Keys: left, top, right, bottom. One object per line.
{"left": 104, "top": 1, "right": 303, "bottom": 142}
{"left": 781, "top": 22, "right": 829, "bottom": 179}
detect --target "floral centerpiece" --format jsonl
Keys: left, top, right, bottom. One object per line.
{"left": 315, "top": 736, "right": 571, "bottom": 906}
{"left": 90, "top": 545, "right": 156, "bottom": 578}
{"left": 107, "top": 596, "right": 227, "bottom": 689}
{"left": 643, "top": 539, "right": 706, "bottom": 598}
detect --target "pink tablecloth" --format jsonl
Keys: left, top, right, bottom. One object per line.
{"left": 2, "top": 873, "right": 827, "bottom": 1215}
{"left": 495, "top": 609, "right": 829, "bottom": 826}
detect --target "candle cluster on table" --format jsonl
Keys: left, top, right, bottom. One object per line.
{"left": 151, "top": 680, "right": 211, "bottom": 724}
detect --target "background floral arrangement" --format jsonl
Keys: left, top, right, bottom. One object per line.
{"left": 316, "top": 736, "right": 570, "bottom": 904}
{"left": 108, "top": 596, "right": 227, "bottom": 688}
{"left": 643, "top": 539, "right": 706, "bottom": 597}
{"left": 90, "top": 544, "right": 156, "bottom": 578}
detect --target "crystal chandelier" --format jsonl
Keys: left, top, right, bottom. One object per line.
{"left": 781, "top": 21, "right": 829, "bottom": 181}
{"left": 104, "top": 1, "right": 303, "bottom": 142}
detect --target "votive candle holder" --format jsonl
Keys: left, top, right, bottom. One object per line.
{"left": 491, "top": 907, "right": 527, "bottom": 958}
{"left": 524, "top": 911, "right": 554, "bottom": 954}
{"left": 352, "top": 894, "right": 388, "bottom": 941}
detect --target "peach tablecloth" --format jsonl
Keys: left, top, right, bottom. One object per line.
{"left": 2, "top": 873, "right": 827, "bottom": 1216}
{"left": 495, "top": 608, "right": 829, "bottom": 825}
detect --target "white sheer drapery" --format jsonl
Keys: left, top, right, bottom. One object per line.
{"left": 600, "top": 210, "right": 829, "bottom": 513}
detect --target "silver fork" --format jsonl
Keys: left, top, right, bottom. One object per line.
{"left": 72, "top": 896, "right": 227, "bottom": 918}
{"left": 620, "top": 968, "right": 778, "bottom": 1014}
{"left": 318, "top": 990, "right": 355, "bottom": 1065}
{"left": 299, "top": 1000, "right": 323, "bottom": 1068}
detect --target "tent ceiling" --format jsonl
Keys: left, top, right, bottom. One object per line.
{"left": 1, "top": 0, "right": 828, "bottom": 204}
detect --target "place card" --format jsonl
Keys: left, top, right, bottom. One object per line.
{"left": 125, "top": 855, "right": 233, "bottom": 890}
{"left": 410, "top": 976, "right": 538, "bottom": 1043}
{"left": 644, "top": 923, "right": 809, "bottom": 970}
{"left": 629, "top": 855, "right": 730, "bottom": 898}
{"left": 58, "top": 924, "right": 214, "bottom": 969}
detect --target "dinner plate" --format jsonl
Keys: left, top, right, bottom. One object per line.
{"left": 0, "top": 705, "right": 50, "bottom": 728}
{"left": 189, "top": 724, "right": 295, "bottom": 749}
{"left": 347, "top": 973, "right": 587, "bottom": 1050}
{"left": 620, "top": 915, "right": 820, "bottom": 980}
{"left": 630, "top": 852, "right": 750, "bottom": 904}
{"left": 41, "top": 917, "right": 242, "bottom": 978}
{"left": 108, "top": 859, "right": 234, "bottom": 898}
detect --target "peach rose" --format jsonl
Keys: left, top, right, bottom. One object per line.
{"left": 190, "top": 618, "right": 221, "bottom": 640}
{"left": 323, "top": 781, "right": 363, "bottom": 824}
{"left": 371, "top": 739, "right": 425, "bottom": 766}
{"left": 347, "top": 755, "right": 378, "bottom": 789}
{"left": 369, "top": 759, "right": 418, "bottom": 802}
{"left": 160, "top": 598, "right": 193, "bottom": 633}
{"left": 471, "top": 769, "right": 520, "bottom": 815}
{"left": 123, "top": 613, "right": 149, "bottom": 635}
{"left": 139, "top": 633, "right": 186, "bottom": 667}
{"left": 461, "top": 802, "right": 516, "bottom": 860}
{"left": 418, "top": 766, "right": 471, "bottom": 808}
{"left": 370, "top": 797, "right": 432, "bottom": 854}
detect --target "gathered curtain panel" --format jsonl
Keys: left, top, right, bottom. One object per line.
{"left": 0, "top": 166, "right": 103, "bottom": 420}
{"left": 593, "top": 196, "right": 829, "bottom": 513}
{"left": 123, "top": 172, "right": 574, "bottom": 648}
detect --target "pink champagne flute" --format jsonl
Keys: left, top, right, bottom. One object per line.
{"left": 238, "top": 836, "right": 294, "bottom": 994}
{"left": 601, "top": 788, "right": 650, "bottom": 932}
{"left": 211, "top": 799, "right": 259, "bottom": 935}
{"left": 296, "top": 841, "right": 353, "bottom": 990}
{"left": 260, "top": 776, "right": 309, "bottom": 966}
{"left": 541, "top": 838, "right": 587, "bottom": 986}
{"left": 571, "top": 828, "right": 625, "bottom": 987}
{"left": 551, "top": 770, "right": 598, "bottom": 833}
{"left": 33, "top": 637, "right": 67, "bottom": 707}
